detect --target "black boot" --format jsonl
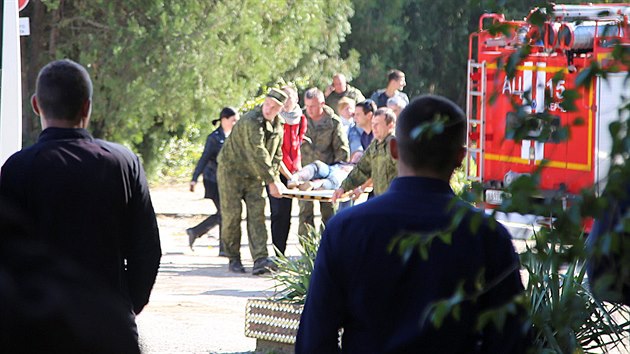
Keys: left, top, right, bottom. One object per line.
{"left": 186, "top": 229, "right": 198, "bottom": 250}
{"left": 228, "top": 258, "right": 246, "bottom": 273}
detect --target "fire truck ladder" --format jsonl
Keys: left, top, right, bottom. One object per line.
{"left": 465, "top": 60, "right": 486, "bottom": 183}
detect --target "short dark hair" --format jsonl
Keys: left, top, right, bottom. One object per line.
{"left": 388, "top": 69, "right": 405, "bottom": 83}
{"left": 219, "top": 107, "right": 237, "bottom": 119}
{"left": 396, "top": 95, "right": 466, "bottom": 175}
{"left": 356, "top": 99, "right": 377, "bottom": 115}
{"left": 35, "top": 59, "right": 93, "bottom": 122}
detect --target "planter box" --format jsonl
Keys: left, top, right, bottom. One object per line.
{"left": 245, "top": 299, "right": 304, "bottom": 353}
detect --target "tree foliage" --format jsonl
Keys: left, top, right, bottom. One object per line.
{"left": 343, "top": 0, "right": 590, "bottom": 105}
{"left": 22, "top": 0, "right": 357, "bottom": 176}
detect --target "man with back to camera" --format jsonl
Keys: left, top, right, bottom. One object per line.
{"left": 217, "top": 88, "right": 288, "bottom": 275}
{"left": 0, "top": 59, "right": 162, "bottom": 328}
{"left": 296, "top": 95, "right": 528, "bottom": 353}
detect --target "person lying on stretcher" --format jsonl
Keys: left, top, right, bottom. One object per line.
{"left": 287, "top": 152, "right": 363, "bottom": 191}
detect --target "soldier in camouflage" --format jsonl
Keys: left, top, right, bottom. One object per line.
{"left": 299, "top": 88, "right": 350, "bottom": 236}
{"left": 332, "top": 108, "right": 398, "bottom": 201}
{"left": 217, "top": 88, "right": 288, "bottom": 275}
{"left": 324, "top": 73, "right": 366, "bottom": 116}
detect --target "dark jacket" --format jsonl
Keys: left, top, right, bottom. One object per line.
{"left": 296, "top": 177, "right": 526, "bottom": 353}
{"left": 0, "top": 128, "right": 162, "bottom": 314}
{"left": 192, "top": 126, "right": 226, "bottom": 197}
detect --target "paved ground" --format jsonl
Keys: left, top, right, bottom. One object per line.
{"left": 137, "top": 182, "right": 312, "bottom": 353}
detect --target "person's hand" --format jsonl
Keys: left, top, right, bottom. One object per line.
{"left": 324, "top": 85, "right": 334, "bottom": 97}
{"left": 351, "top": 186, "right": 364, "bottom": 200}
{"left": 331, "top": 188, "right": 346, "bottom": 203}
{"left": 268, "top": 182, "right": 284, "bottom": 199}
{"left": 189, "top": 181, "right": 196, "bottom": 192}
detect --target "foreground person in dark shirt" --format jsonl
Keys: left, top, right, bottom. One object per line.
{"left": 0, "top": 59, "right": 161, "bottom": 323}
{"left": 0, "top": 197, "right": 140, "bottom": 353}
{"left": 296, "top": 95, "right": 528, "bottom": 353}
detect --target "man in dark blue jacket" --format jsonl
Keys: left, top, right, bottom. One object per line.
{"left": 296, "top": 95, "right": 528, "bottom": 353}
{"left": 0, "top": 59, "right": 161, "bottom": 328}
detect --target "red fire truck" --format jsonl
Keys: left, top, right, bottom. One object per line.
{"left": 466, "top": 4, "right": 630, "bottom": 238}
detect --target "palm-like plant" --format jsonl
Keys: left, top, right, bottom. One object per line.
{"left": 270, "top": 226, "right": 321, "bottom": 305}
{"left": 522, "top": 229, "right": 630, "bottom": 353}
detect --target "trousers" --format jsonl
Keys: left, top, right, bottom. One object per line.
{"left": 298, "top": 200, "right": 334, "bottom": 237}
{"left": 218, "top": 169, "right": 269, "bottom": 261}
{"left": 188, "top": 180, "right": 221, "bottom": 239}
{"left": 267, "top": 174, "right": 292, "bottom": 255}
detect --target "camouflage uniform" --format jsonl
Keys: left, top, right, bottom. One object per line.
{"left": 299, "top": 105, "right": 349, "bottom": 236}
{"left": 340, "top": 134, "right": 397, "bottom": 196}
{"left": 326, "top": 84, "right": 366, "bottom": 115}
{"left": 217, "top": 106, "right": 283, "bottom": 262}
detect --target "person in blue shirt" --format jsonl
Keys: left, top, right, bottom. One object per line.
{"left": 296, "top": 95, "right": 528, "bottom": 353}
{"left": 370, "top": 69, "right": 410, "bottom": 108}
{"left": 347, "top": 99, "right": 376, "bottom": 155}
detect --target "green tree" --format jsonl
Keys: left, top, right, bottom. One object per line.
{"left": 343, "top": 0, "right": 590, "bottom": 105}
{"left": 22, "top": 0, "right": 357, "bottom": 176}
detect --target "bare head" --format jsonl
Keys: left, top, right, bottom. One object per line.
{"left": 392, "top": 95, "right": 466, "bottom": 180}
{"left": 354, "top": 99, "right": 377, "bottom": 131}
{"left": 219, "top": 107, "right": 239, "bottom": 133}
{"left": 32, "top": 59, "right": 93, "bottom": 129}
{"left": 387, "top": 95, "right": 408, "bottom": 117}
{"left": 337, "top": 97, "right": 355, "bottom": 120}
{"left": 332, "top": 74, "right": 347, "bottom": 94}
{"left": 304, "top": 88, "right": 325, "bottom": 120}
{"left": 371, "top": 108, "right": 396, "bottom": 142}
{"left": 387, "top": 69, "right": 406, "bottom": 91}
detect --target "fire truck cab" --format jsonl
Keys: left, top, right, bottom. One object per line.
{"left": 466, "top": 4, "right": 630, "bottom": 238}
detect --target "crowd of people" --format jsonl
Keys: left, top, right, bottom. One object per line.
{"left": 4, "top": 58, "right": 626, "bottom": 352}
{"left": 187, "top": 70, "right": 410, "bottom": 275}
{"left": 184, "top": 73, "right": 532, "bottom": 351}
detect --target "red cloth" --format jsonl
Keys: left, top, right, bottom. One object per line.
{"left": 282, "top": 115, "right": 307, "bottom": 173}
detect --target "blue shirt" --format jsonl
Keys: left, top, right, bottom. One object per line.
{"left": 370, "top": 89, "right": 410, "bottom": 108}
{"left": 360, "top": 131, "right": 374, "bottom": 151}
{"left": 296, "top": 177, "right": 526, "bottom": 353}
{"left": 347, "top": 123, "right": 366, "bottom": 155}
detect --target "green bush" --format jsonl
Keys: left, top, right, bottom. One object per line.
{"left": 270, "top": 226, "right": 322, "bottom": 305}
{"left": 153, "top": 126, "right": 205, "bottom": 184}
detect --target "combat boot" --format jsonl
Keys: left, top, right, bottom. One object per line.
{"left": 228, "top": 258, "right": 246, "bottom": 273}
{"left": 252, "top": 257, "right": 278, "bottom": 275}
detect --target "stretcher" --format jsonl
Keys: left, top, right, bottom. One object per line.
{"left": 280, "top": 187, "right": 372, "bottom": 202}
{"left": 281, "top": 189, "right": 336, "bottom": 202}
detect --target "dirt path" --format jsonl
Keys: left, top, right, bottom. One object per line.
{"left": 137, "top": 182, "right": 308, "bottom": 353}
